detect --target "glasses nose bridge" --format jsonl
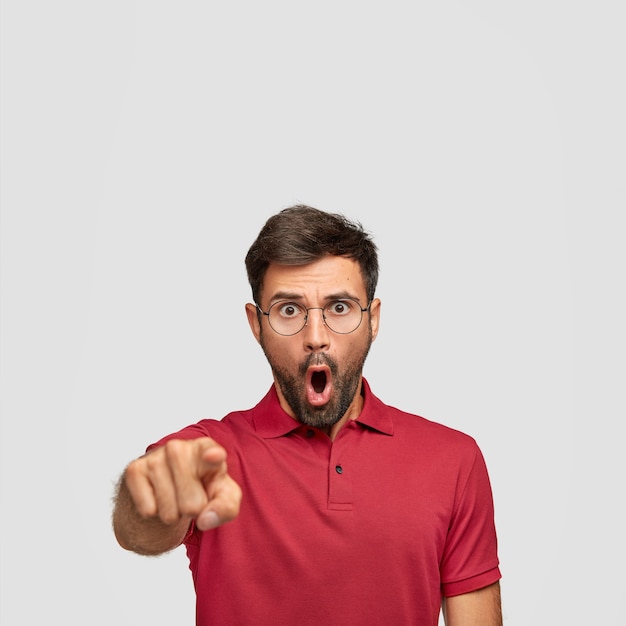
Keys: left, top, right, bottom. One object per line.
{"left": 303, "top": 306, "right": 327, "bottom": 328}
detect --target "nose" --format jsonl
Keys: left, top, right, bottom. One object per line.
{"left": 303, "top": 307, "right": 330, "bottom": 351}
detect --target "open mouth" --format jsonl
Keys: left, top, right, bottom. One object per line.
{"left": 306, "top": 365, "right": 333, "bottom": 406}
{"left": 311, "top": 370, "right": 327, "bottom": 394}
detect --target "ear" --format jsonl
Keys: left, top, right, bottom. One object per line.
{"left": 245, "top": 303, "right": 262, "bottom": 343}
{"left": 369, "top": 298, "right": 381, "bottom": 341}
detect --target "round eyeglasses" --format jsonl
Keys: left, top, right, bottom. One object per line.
{"left": 256, "top": 298, "right": 371, "bottom": 336}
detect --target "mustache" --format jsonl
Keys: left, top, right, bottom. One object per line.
{"left": 299, "top": 352, "right": 337, "bottom": 376}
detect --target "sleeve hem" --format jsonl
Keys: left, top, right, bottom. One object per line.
{"left": 441, "top": 566, "right": 502, "bottom": 597}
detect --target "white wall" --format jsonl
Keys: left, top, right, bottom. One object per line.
{"left": 1, "top": 1, "right": 624, "bottom": 624}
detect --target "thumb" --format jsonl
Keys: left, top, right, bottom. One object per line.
{"left": 196, "top": 509, "right": 221, "bottom": 530}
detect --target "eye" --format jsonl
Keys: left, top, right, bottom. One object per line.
{"left": 326, "top": 300, "right": 353, "bottom": 316}
{"left": 276, "top": 302, "right": 304, "bottom": 318}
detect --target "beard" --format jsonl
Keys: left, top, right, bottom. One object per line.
{"left": 259, "top": 325, "right": 373, "bottom": 429}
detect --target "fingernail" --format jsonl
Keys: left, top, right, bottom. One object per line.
{"left": 198, "top": 510, "right": 220, "bottom": 530}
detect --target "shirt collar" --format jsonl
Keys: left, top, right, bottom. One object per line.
{"left": 354, "top": 378, "right": 395, "bottom": 435}
{"left": 252, "top": 378, "right": 394, "bottom": 438}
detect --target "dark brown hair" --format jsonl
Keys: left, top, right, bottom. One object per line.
{"left": 245, "top": 204, "right": 379, "bottom": 304}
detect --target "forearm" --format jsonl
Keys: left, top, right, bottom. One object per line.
{"left": 442, "top": 582, "right": 502, "bottom": 626}
{"left": 112, "top": 476, "right": 191, "bottom": 556}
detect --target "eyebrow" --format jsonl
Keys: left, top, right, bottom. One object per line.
{"left": 268, "top": 290, "right": 364, "bottom": 304}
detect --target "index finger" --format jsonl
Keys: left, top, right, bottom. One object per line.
{"left": 196, "top": 439, "right": 228, "bottom": 475}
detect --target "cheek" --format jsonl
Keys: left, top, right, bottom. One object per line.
{"left": 338, "top": 336, "right": 368, "bottom": 363}
{"left": 261, "top": 334, "right": 299, "bottom": 365}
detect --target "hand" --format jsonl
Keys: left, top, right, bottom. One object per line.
{"left": 124, "top": 437, "right": 242, "bottom": 532}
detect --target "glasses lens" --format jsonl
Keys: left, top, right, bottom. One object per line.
{"left": 268, "top": 301, "right": 307, "bottom": 335}
{"left": 323, "top": 300, "right": 363, "bottom": 334}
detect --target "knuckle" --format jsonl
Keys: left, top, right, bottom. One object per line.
{"left": 136, "top": 502, "right": 156, "bottom": 519}
{"left": 163, "top": 439, "right": 186, "bottom": 461}
{"left": 141, "top": 447, "right": 167, "bottom": 476}
{"left": 159, "top": 509, "right": 180, "bottom": 525}
{"left": 178, "top": 487, "right": 207, "bottom": 514}
{"left": 178, "top": 498, "right": 203, "bottom": 517}
{"left": 124, "top": 458, "right": 144, "bottom": 481}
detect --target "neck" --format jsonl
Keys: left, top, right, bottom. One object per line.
{"left": 274, "top": 378, "right": 365, "bottom": 441}
{"left": 325, "top": 384, "right": 365, "bottom": 441}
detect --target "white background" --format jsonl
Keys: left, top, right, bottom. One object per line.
{"left": 1, "top": 1, "right": 624, "bottom": 625}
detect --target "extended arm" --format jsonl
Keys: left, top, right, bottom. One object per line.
{"left": 442, "top": 582, "right": 502, "bottom": 626}
{"left": 112, "top": 437, "right": 242, "bottom": 556}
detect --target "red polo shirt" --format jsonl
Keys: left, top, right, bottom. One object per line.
{"left": 151, "top": 380, "right": 501, "bottom": 625}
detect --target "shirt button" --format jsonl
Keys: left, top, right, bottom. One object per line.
{"left": 306, "top": 429, "right": 315, "bottom": 438}
{"left": 335, "top": 465, "right": 343, "bottom": 474}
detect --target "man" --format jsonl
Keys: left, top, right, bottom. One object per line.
{"left": 113, "top": 205, "right": 502, "bottom": 625}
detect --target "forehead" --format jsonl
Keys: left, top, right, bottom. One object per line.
{"left": 262, "top": 256, "right": 366, "bottom": 301}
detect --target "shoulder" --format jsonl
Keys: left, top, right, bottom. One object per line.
{"left": 388, "top": 404, "right": 481, "bottom": 463}
{"left": 365, "top": 382, "right": 479, "bottom": 451}
{"left": 364, "top": 379, "right": 476, "bottom": 441}
{"left": 390, "top": 403, "right": 476, "bottom": 444}
{"left": 147, "top": 408, "right": 256, "bottom": 452}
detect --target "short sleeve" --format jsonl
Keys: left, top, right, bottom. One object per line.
{"left": 146, "top": 422, "right": 215, "bottom": 453}
{"left": 440, "top": 445, "right": 501, "bottom": 597}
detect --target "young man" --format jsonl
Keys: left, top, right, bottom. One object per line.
{"left": 113, "top": 205, "right": 502, "bottom": 625}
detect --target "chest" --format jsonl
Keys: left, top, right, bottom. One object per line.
{"left": 228, "top": 428, "right": 456, "bottom": 562}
